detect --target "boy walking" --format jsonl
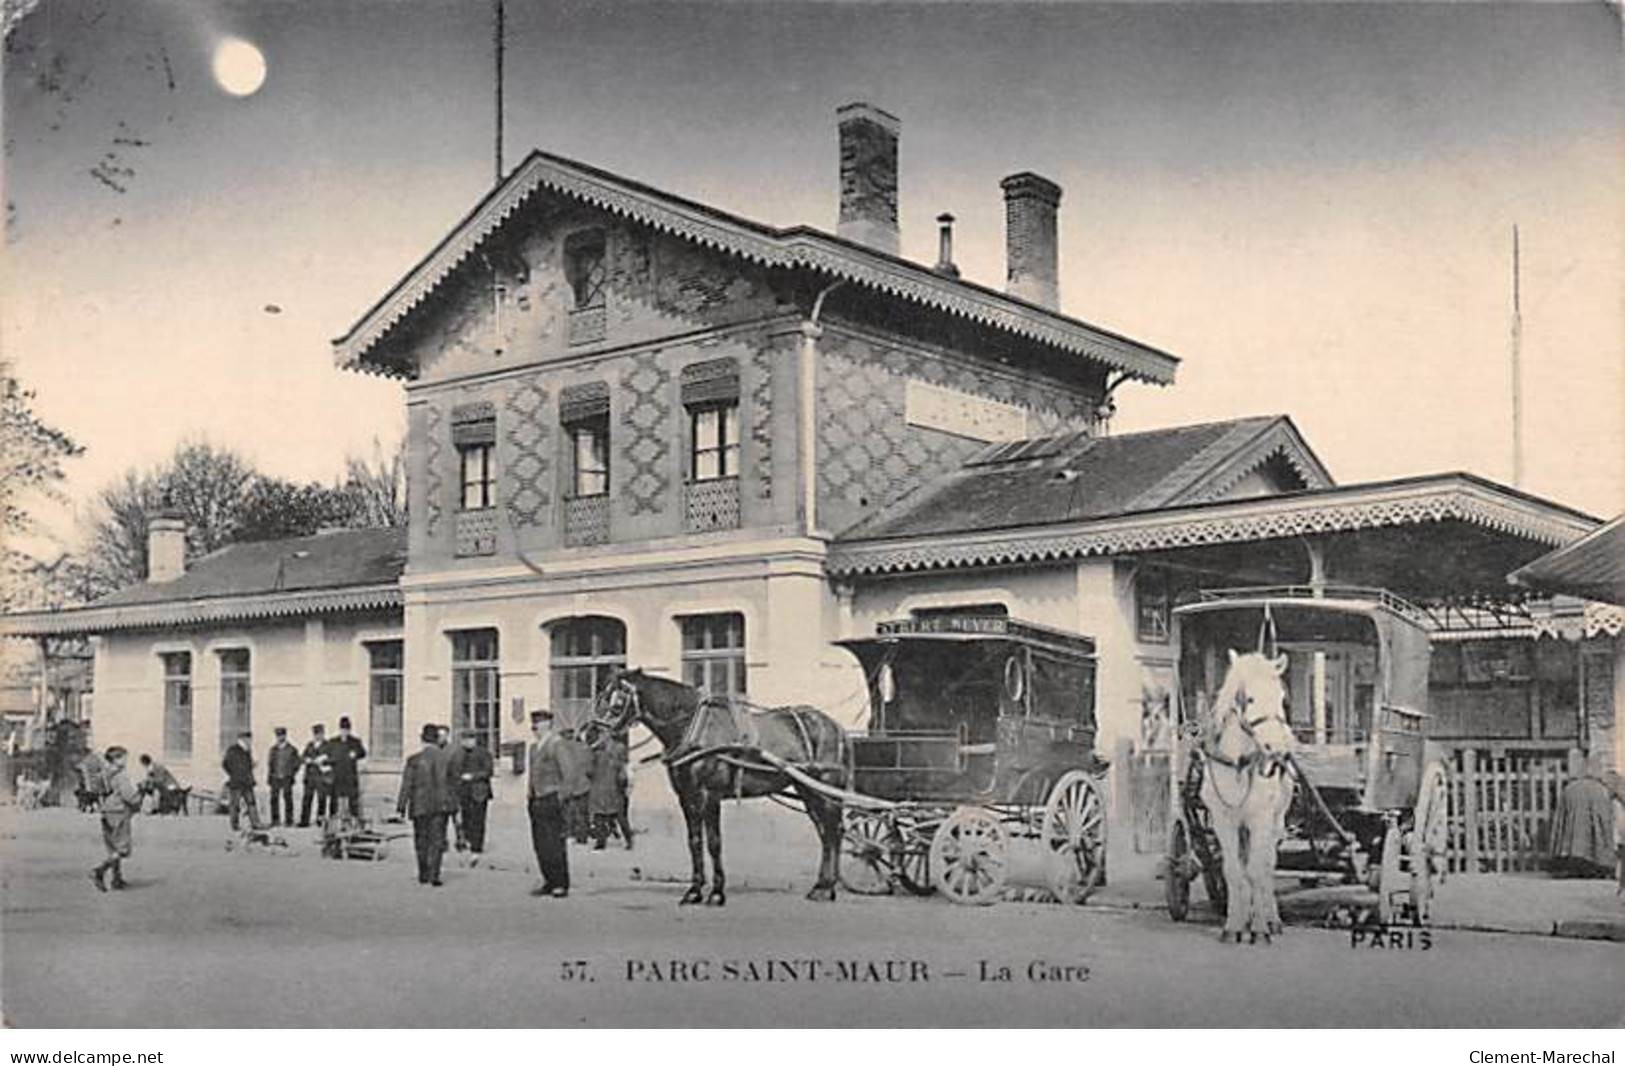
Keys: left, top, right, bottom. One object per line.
{"left": 90, "top": 747, "right": 143, "bottom": 891}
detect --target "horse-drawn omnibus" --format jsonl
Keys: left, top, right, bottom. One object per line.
{"left": 834, "top": 613, "right": 1110, "bottom": 906}
{"left": 1164, "top": 586, "right": 1451, "bottom": 934}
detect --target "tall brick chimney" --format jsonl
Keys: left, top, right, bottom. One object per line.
{"left": 1000, "top": 172, "right": 1062, "bottom": 309}
{"left": 837, "top": 102, "right": 900, "bottom": 255}
{"left": 146, "top": 508, "right": 186, "bottom": 583}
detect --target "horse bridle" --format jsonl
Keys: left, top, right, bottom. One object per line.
{"left": 1204, "top": 685, "right": 1291, "bottom": 778}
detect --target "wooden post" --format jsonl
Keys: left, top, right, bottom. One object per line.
{"left": 1462, "top": 748, "right": 1480, "bottom": 874}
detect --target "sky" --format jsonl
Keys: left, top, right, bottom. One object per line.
{"left": 4, "top": 0, "right": 1622, "bottom": 555}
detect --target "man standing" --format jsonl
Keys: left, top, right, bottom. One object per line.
{"left": 448, "top": 730, "right": 494, "bottom": 857}
{"left": 396, "top": 723, "right": 456, "bottom": 886}
{"left": 90, "top": 747, "right": 143, "bottom": 891}
{"left": 221, "top": 731, "right": 263, "bottom": 832}
{"left": 526, "top": 710, "right": 569, "bottom": 898}
{"left": 299, "top": 723, "right": 331, "bottom": 827}
{"left": 266, "top": 727, "right": 300, "bottom": 827}
{"left": 558, "top": 727, "right": 593, "bottom": 844}
{"left": 590, "top": 731, "right": 634, "bottom": 850}
{"left": 324, "top": 716, "right": 367, "bottom": 819}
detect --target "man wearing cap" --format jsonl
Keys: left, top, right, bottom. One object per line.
{"left": 397, "top": 723, "right": 457, "bottom": 886}
{"left": 323, "top": 716, "right": 367, "bottom": 819}
{"left": 526, "top": 709, "right": 569, "bottom": 897}
{"left": 266, "top": 727, "right": 301, "bottom": 827}
{"left": 221, "top": 730, "right": 264, "bottom": 832}
{"left": 90, "top": 746, "right": 143, "bottom": 891}
{"left": 448, "top": 729, "right": 494, "bottom": 856}
{"left": 299, "top": 723, "right": 332, "bottom": 827}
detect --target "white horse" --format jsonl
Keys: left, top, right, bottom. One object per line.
{"left": 1199, "top": 650, "right": 1296, "bottom": 944}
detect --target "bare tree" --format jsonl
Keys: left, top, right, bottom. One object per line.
{"left": 0, "top": 360, "right": 84, "bottom": 611}
{"left": 340, "top": 434, "right": 408, "bottom": 529}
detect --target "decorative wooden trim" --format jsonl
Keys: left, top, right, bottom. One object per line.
{"left": 0, "top": 585, "right": 404, "bottom": 638}
{"left": 829, "top": 476, "right": 1597, "bottom": 577}
{"left": 332, "top": 151, "right": 1180, "bottom": 384}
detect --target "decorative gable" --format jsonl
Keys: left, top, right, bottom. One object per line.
{"left": 1132, "top": 416, "right": 1332, "bottom": 510}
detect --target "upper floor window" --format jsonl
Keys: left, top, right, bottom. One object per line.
{"left": 459, "top": 442, "right": 495, "bottom": 510}
{"left": 572, "top": 421, "right": 610, "bottom": 497}
{"left": 691, "top": 403, "right": 739, "bottom": 481}
{"left": 565, "top": 230, "right": 606, "bottom": 311}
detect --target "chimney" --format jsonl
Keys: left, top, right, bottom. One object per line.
{"left": 146, "top": 508, "right": 186, "bottom": 583}
{"left": 933, "top": 213, "right": 960, "bottom": 278}
{"left": 1000, "top": 172, "right": 1062, "bottom": 309}
{"left": 837, "top": 102, "right": 900, "bottom": 255}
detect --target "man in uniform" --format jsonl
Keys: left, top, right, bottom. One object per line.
{"left": 526, "top": 709, "right": 569, "bottom": 897}
{"left": 266, "top": 726, "right": 301, "bottom": 827}
{"left": 90, "top": 747, "right": 143, "bottom": 891}
{"left": 396, "top": 723, "right": 457, "bottom": 886}
{"left": 324, "top": 716, "right": 367, "bottom": 819}
{"left": 221, "top": 730, "right": 264, "bottom": 832}
{"left": 299, "top": 723, "right": 332, "bottom": 827}
{"left": 448, "top": 729, "right": 494, "bottom": 857}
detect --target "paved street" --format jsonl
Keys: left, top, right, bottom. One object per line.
{"left": 2, "top": 807, "right": 1620, "bottom": 1028}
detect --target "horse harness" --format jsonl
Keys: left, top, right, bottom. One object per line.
{"left": 1199, "top": 686, "right": 1291, "bottom": 810}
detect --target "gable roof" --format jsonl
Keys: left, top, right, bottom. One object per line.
{"left": 838, "top": 415, "right": 1332, "bottom": 542}
{"left": 332, "top": 149, "right": 1180, "bottom": 385}
{"left": 0, "top": 528, "right": 406, "bottom": 638}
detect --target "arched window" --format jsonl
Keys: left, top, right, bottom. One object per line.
{"left": 549, "top": 617, "right": 626, "bottom": 730}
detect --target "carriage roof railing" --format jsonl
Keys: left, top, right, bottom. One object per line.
{"left": 1181, "top": 585, "right": 1430, "bottom": 628}
{"left": 859, "top": 614, "right": 1097, "bottom": 659}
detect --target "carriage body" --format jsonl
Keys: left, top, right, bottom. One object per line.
{"left": 833, "top": 613, "right": 1110, "bottom": 905}
{"left": 836, "top": 614, "right": 1102, "bottom": 805}
{"left": 1165, "top": 587, "right": 1450, "bottom": 925}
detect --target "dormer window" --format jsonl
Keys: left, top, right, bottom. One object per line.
{"left": 565, "top": 230, "right": 606, "bottom": 311}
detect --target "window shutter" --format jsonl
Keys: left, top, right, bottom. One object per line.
{"left": 680, "top": 357, "right": 740, "bottom": 406}
{"left": 559, "top": 381, "right": 610, "bottom": 423}
{"left": 451, "top": 401, "right": 497, "bottom": 445}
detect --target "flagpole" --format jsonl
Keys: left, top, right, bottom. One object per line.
{"left": 494, "top": 0, "right": 505, "bottom": 183}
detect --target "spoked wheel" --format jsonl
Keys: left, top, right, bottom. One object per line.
{"left": 839, "top": 809, "right": 898, "bottom": 896}
{"left": 930, "top": 806, "right": 1008, "bottom": 905}
{"left": 1408, "top": 761, "right": 1451, "bottom": 925}
{"left": 1376, "top": 821, "right": 1403, "bottom": 926}
{"left": 1042, "top": 770, "right": 1107, "bottom": 905}
{"left": 894, "top": 816, "right": 936, "bottom": 896}
{"left": 1165, "top": 819, "right": 1193, "bottom": 922}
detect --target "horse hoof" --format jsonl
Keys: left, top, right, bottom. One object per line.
{"left": 705, "top": 892, "right": 726, "bottom": 907}
{"left": 1268, "top": 921, "right": 1283, "bottom": 936}
{"left": 805, "top": 885, "right": 836, "bottom": 902}
{"left": 679, "top": 889, "right": 704, "bottom": 906}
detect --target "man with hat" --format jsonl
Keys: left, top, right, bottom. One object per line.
{"left": 526, "top": 709, "right": 569, "bottom": 897}
{"left": 266, "top": 726, "right": 301, "bottom": 827}
{"left": 90, "top": 746, "right": 144, "bottom": 891}
{"left": 447, "top": 728, "right": 494, "bottom": 857}
{"left": 221, "top": 730, "right": 264, "bottom": 832}
{"left": 299, "top": 723, "right": 332, "bottom": 827}
{"left": 397, "top": 723, "right": 457, "bottom": 886}
{"left": 323, "top": 715, "right": 367, "bottom": 819}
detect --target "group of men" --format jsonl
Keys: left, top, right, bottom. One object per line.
{"left": 220, "top": 717, "right": 367, "bottom": 832}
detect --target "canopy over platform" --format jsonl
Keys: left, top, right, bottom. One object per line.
{"left": 1509, "top": 515, "right": 1625, "bottom": 606}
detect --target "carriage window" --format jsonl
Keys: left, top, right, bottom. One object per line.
{"left": 451, "top": 629, "right": 501, "bottom": 756}
{"left": 550, "top": 617, "right": 626, "bottom": 730}
{"left": 1030, "top": 654, "right": 1092, "bottom": 723}
{"left": 681, "top": 613, "right": 747, "bottom": 697}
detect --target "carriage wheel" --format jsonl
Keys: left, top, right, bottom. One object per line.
{"left": 1042, "top": 771, "right": 1106, "bottom": 905}
{"left": 1408, "top": 761, "right": 1450, "bottom": 924}
{"left": 839, "top": 810, "right": 898, "bottom": 896}
{"left": 930, "top": 807, "right": 1008, "bottom": 905}
{"left": 1165, "top": 819, "right": 1192, "bottom": 922}
{"left": 893, "top": 815, "right": 936, "bottom": 896}
{"left": 1376, "top": 821, "right": 1403, "bottom": 926}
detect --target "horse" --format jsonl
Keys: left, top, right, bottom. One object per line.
{"left": 1199, "top": 649, "right": 1296, "bottom": 944}
{"left": 582, "top": 668, "right": 850, "bottom": 906}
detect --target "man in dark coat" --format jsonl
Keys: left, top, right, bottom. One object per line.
{"left": 323, "top": 716, "right": 367, "bottom": 819}
{"left": 526, "top": 710, "right": 569, "bottom": 897}
{"left": 589, "top": 733, "right": 633, "bottom": 850}
{"left": 137, "top": 754, "right": 186, "bottom": 815}
{"left": 396, "top": 723, "right": 457, "bottom": 886}
{"left": 447, "top": 730, "right": 494, "bottom": 856}
{"left": 221, "top": 731, "right": 264, "bottom": 832}
{"left": 299, "top": 723, "right": 332, "bottom": 827}
{"left": 266, "top": 727, "right": 301, "bottom": 826}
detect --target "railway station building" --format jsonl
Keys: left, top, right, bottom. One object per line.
{"left": 4, "top": 106, "right": 1615, "bottom": 872}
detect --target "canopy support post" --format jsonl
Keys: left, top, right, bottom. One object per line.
{"left": 1301, "top": 537, "right": 1327, "bottom": 598}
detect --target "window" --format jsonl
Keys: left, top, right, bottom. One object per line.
{"left": 571, "top": 419, "right": 609, "bottom": 497}
{"left": 459, "top": 442, "right": 495, "bottom": 510}
{"left": 691, "top": 403, "right": 739, "bottom": 481}
{"left": 217, "top": 648, "right": 251, "bottom": 753}
{"left": 681, "top": 613, "right": 747, "bottom": 697}
{"left": 451, "top": 630, "right": 501, "bottom": 756}
{"left": 1136, "top": 568, "right": 1171, "bottom": 644}
{"left": 367, "top": 641, "right": 404, "bottom": 761}
{"left": 549, "top": 617, "right": 626, "bottom": 730}
{"left": 162, "top": 652, "right": 192, "bottom": 759}
{"left": 565, "top": 230, "right": 606, "bottom": 310}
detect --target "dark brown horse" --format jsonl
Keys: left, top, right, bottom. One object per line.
{"left": 583, "top": 669, "right": 849, "bottom": 906}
